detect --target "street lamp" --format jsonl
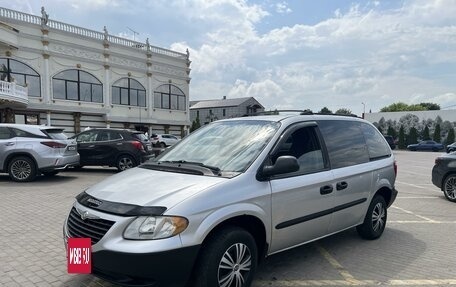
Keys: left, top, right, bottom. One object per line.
{"left": 361, "top": 102, "right": 366, "bottom": 118}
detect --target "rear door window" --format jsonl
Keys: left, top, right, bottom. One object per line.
{"left": 44, "top": 129, "right": 68, "bottom": 140}
{"left": 318, "top": 120, "right": 369, "bottom": 169}
{"left": 360, "top": 123, "right": 391, "bottom": 160}
{"left": 76, "top": 131, "right": 98, "bottom": 143}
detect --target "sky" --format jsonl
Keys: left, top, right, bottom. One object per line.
{"left": 3, "top": 0, "right": 456, "bottom": 116}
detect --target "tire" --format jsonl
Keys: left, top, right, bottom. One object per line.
{"left": 192, "top": 227, "right": 258, "bottom": 287}
{"left": 116, "top": 155, "right": 136, "bottom": 171}
{"left": 8, "top": 156, "right": 37, "bottom": 182}
{"left": 42, "top": 171, "right": 59, "bottom": 176}
{"left": 159, "top": 142, "right": 166, "bottom": 148}
{"left": 357, "top": 195, "right": 387, "bottom": 240}
{"left": 443, "top": 174, "right": 456, "bottom": 202}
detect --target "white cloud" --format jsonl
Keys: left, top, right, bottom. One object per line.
{"left": 276, "top": 2, "right": 292, "bottom": 14}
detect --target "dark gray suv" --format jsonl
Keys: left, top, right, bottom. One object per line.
{"left": 64, "top": 115, "right": 397, "bottom": 287}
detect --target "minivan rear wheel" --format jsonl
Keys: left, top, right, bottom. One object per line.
{"left": 116, "top": 155, "right": 136, "bottom": 171}
{"left": 192, "top": 227, "right": 258, "bottom": 287}
{"left": 8, "top": 156, "right": 37, "bottom": 182}
{"left": 357, "top": 195, "right": 387, "bottom": 240}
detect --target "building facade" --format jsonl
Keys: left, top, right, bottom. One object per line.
{"left": 0, "top": 7, "right": 191, "bottom": 136}
{"left": 190, "top": 97, "right": 264, "bottom": 125}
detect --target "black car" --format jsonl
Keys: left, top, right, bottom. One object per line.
{"left": 432, "top": 153, "right": 456, "bottom": 202}
{"left": 383, "top": 135, "right": 396, "bottom": 150}
{"left": 71, "top": 128, "right": 152, "bottom": 171}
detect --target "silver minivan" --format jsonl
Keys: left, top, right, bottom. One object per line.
{"left": 64, "top": 115, "right": 397, "bottom": 287}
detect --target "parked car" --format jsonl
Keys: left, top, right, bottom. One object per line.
{"left": 0, "top": 124, "right": 79, "bottom": 182}
{"left": 383, "top": 135, "right": 396, "bottom": 150}
{"left": 432, "top": 152, "right": 456, "bottom": 202}
{"left": 150, "top": 133, "right": 180, "bottom": 148}
{"left": 64, "top": 115, "right": 397, "bottom": 287}
{"left": 407, "top": 140, "right": 444, "bottom": 151}
{"left": 447, "top": 142, "right": 456, "bottom": 153}
{"left": 70, "top": 128, "right": 152, "bottom": 171}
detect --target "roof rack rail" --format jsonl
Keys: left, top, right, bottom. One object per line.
{"left": 253, "top": 110, "right": 360, "bottom": 118}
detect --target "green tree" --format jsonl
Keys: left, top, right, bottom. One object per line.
{"left": 377, "top": 126, "right": 384, "bottom": 135}
{"left": 387, "top": 126, "right": 397, "bottom": 139}
{"left": 446, "top": 128, "right": 455, "bottom": 146}
{"left": 335, "top": 108, "right": 352, "bottom": 115}
{"left": 380, "top": 102, "right": 435, "bottom": 112}
{"left": 407, "top": 127, "right": 418, "bottom": 145}
{"left": 422, "top": 126, "right": 430, "bottom": 140}
{"left": 398, "top": 125, "right": 406, "bottom": 149}
{"left": 190, "top": 116, "right": 201, "bottom": 133}
{"left": 319, "top": 107, "right": 332, "bottom": 114}
{"left": 433, "top": 124, "right": 441, "bottom": 143}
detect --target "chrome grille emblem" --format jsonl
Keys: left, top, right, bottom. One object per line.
{"left": 75, "top": 207, "right": 99, "bottom": 220}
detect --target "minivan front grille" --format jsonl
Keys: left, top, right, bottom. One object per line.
{"left": 67, "top": 207, "right": 115, "bottom": 245}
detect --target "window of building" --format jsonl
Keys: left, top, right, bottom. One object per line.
{"left": 112, "top": 78, "right": 146, "bottom": 107}
{"left": 154, "top": 84, "right": 186, "bottom": 111}
{"left": 223, "top": 109, "right": 226, "bottom": 117}
{"left": 52, "top": 69, "right": 103, "bottom": 103}
{"left": 0, "top": 58, "right": 41, "bottom": 97}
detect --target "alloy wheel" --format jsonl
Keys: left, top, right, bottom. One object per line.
{"left": 444, "top": 176, "right": 456, "bottom": 200}
{"left": 372, "top": 202, "right": 386, "bottom": 232}
{"left": 11, "top": 159, "right": 32, "bottom": 180}
{"left": 218, "top": 243, "right": 252, "bottom": 287}
{"left": 118, "top": 157, "right": 134, "bottom": 170}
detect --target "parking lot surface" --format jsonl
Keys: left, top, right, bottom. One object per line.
{"left": 1, "top": 150, "right": 455, "bottom": 287}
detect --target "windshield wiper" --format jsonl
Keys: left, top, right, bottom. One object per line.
{"left": 159, "top": 160, "right": 222, "bottom": 176}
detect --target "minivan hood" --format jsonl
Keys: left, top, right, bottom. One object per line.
{"left": 85, "top": 167, "right": 227, "bottom": 208}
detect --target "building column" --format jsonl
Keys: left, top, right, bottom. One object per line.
{"left": 104, "top": 66, "right": 110, "bottom": 107}
{"left": 46, "top": 111, "right": 51, "bottom": 126}
{"left": 43, "top": 55, "right": 50, "bottom": 104}
{"left": 147, "top": 73, "right": 153, "bottom": 118}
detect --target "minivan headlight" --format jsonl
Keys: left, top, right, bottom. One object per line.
{"left": 123, "top": 216, "right": 188, "bottom": 240}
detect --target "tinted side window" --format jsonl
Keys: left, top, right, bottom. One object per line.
{"left": 272, "top": 126, "right": 325, "bottom": 175}
{"left": 11, "top": 128, "right": 35, "bottom": 138}
{"left": 360, "top": 123, "right": 391, "bottom": 160}
{"left": 77, "top": 131, "right": 98, "bottom": 142}
{"left": 0, "top": 127, "right": 12, "bottom": 139}
{"left": 318, "top": 120, "right": 369, "bottom": 169}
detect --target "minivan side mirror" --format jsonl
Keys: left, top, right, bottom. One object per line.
{"left": 257, "top": 156, "right": 300, "bottom": 181}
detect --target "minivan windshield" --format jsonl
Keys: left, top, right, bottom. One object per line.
{"left": 152, "top": 120, "right": 280, "bottom": 175}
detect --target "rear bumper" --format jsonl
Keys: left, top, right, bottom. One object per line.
{"left": 388, "top": 187, "right": 398, "bottom": 208}
{"left": 39, "top": 154, "right": 80, "bottom": 171}
{"left": 92, "top": 246, "right": 200, "bottom": 287}
{"left": 431, "top": 166, "right": 444, "bottom": 189}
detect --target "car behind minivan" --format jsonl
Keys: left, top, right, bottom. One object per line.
{"left": 64, "top": 115, "right": 397, "bottom": 287}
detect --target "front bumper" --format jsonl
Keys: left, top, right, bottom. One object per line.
{"left": 431, "top": 166, "right": 443, "bottom": 189}
{"left": 92, "top": 246, "right": 200, "bottom": 287}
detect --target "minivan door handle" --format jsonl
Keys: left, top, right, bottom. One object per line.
{"left": 320, "top": 185, "right": 333, "bottom": 195}
{"left": 5, "top": 142, "right": 15, "bottom": 146}
{"left": 336, "top": 181, "right": 348, "bottom": 190}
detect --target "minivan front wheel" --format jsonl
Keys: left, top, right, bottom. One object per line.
{"left": 8, "top": 156, "right": 37, "bottom": 182}
{"left": 192, "top": 227, "right": 258, "bottom": 287}
{"left": 116, "top": 155, "right": 136, "bottom": 171}
{"left": 357, "top": 195, "right": 387, "bottom": 240}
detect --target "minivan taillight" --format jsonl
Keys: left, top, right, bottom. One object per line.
{"left": 41, "top": 141, "right": 67, "bottom": 148}
{"left": 393, "top": 160, "right": 397, "bottom": 177}
{"left": 132, "top": 141, "right": 145, "bottom": 151}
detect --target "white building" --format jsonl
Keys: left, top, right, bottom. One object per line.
{"left": 0, "top": 7, "right": 191, "bottom": 136}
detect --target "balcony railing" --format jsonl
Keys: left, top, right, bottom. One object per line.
{"left": 0, "top": 80, "right": 28, "bottom": 105}
{"left": 0, "top": 7, "right": 187, "bottom": 59}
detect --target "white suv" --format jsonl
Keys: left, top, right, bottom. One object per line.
{"left": 150, "top": 133, "right": 180, "bottom": 148}
{"left": 64, "top": 115, "right": 397, "bottom": 287}
{"left": 0, "top": 124, "right": 79, "bottom": 181}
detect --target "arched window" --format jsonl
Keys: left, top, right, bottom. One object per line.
{"left": 52, "top": 69, "right": 103, "bottom": 103}
{"left": 112, "top": 78, "right": 146, "bottom": 107}
{"left": 0, "top": 58, "right": 41, "bottom": 97}
{"left": 154, "top": 84, "right": 186, "bottom": 111}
